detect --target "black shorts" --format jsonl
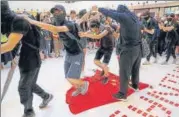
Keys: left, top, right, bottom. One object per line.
{"left": 94, "top": 48, "right": 113, "bottom": 64}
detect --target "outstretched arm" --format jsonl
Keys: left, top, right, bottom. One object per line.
{"left": 1, "top": 33, "right": 23, "bottom": 54}
{"left": 24, "top": 17, "right": 69, "bottom": 33}
{"left": 79, "top": 30, "right": 108, "bottom": 40}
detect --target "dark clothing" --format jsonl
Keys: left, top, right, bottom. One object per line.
{"left": 100, "top": 25, "right": 114, "bottom": 50}
{"left": 164, "top": 21, "right": 179, "bottom": 61}
{"left": 99, "top": 8, "right": 142, "bottom": 48}
{"left": 143, "top": 18, "right": 159, "bottom": 40}
{"left": 18, "top": 67, "right": 49, "bottom": 114}
{"left": 11, "top": 17, "right": 42, "bottom": 70}
{"left": 158, "top": 30, "right": 166, "bottom": 55}
{"left": 95, "top": 48, "right": 113, "bottom": 64}
{"left": 99, "top": 7, "right": 142, "bottom": 97}
{"left": 143, "top": 18, "right": 159, "bottom": 60}
{"left": 146, "top": 39, "right": 158, "bottom": 61}
{"left": 119, "top": 45, "right": 141, "bottom": 98}
{"left": 58, "top": 20, "right": 82, "bottom": 55}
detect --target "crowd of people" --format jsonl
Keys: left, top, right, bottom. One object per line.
{"left": 1, "top": 1, "right": 179, "bottom": 117}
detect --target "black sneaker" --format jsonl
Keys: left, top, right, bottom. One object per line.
{"left": 128, "top": 84, "right": 139, "bottom": 92}
{"left": 113, "top": 92, "right": 127, "bottom": 102}
{"left": 23, "top": 110, "right": 35, "bottom": 117}
{"left": 39, "top": 94, "right": 53, "bottom": 109}
{"left": 101, "top": 77, "right": 109, "bottom": 85}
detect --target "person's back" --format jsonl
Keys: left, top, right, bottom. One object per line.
{"left": 58, "top": 20, "right": 82, "bottom": 55}
{"left": 119, "top": 16, "right": 141, "bottom": 47}
{"left": 16, "top": 17, "right": 41, "bottom": 70}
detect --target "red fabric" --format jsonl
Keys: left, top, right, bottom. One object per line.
{"left": 66, "top": 70, "right": 149, "bottom": 114}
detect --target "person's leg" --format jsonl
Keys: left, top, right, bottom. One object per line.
{"left": 47, "top": 40, "right": 51, "bottom": 57}
{"left": 65, "top": 53, "right": 89, "bottom": 96}
{"left": 18, "top": 68, "right": 37, "bottom": 116}
{"left": 171, "top": 45, "right": 177, "bottom": 64}
{"left": 30, "top": 67, "right": 53, "bottom": 108}
{"left": 152, "top": 40, "right": 158, "bottom": 63}
{"left": 94, "top": 49, "right": 105, "bottom": 74}
{"left": 162, "top": 44, "right": 172, "bottom": 65}
{"left": 102, "top": 50, "right": 113, "bottom": 77}
{"left": 130, "top": 46, "right": 142, "bottom": 91}
{"left": 113, "top": 48, "right": 133, "bottom": 101}
{"left": 143, "top": 39, "right": 152, "bottom": 65}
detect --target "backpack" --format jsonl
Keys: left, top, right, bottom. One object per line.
{"left": 64, "top": 23, "right": 84, "bottom": 51}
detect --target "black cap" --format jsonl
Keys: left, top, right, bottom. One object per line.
{"left": 79, "top": 9, "right": 87, "bottom": 18}
{"left": 50, "top": 5, "right": 66, "bottom": 15}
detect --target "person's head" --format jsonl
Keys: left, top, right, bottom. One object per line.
{"left": 70, "top": 10, "right": 76, "bottom": 19}
{"left": 90, "top": 20, "right": 100, "bottom": 33}
{"left": 50, "top": 5, "right": 66, "bottom": 25}
{"left": 167, "top": 13, "right": 175, "bottom": 22}
{"left": 1, "top": 1, "right": 14, "bottom": 22}
{"left": 79, "top": 9, "right": 87, "bottom": 19}
{"left": 117, "top": 5, "right": 130, "bottom": 13}
{"left": 142, "top": 11, "right": 151, "bottom": 21}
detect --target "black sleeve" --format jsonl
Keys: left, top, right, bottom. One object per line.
{"left": 66, "top": 22, "right": 75, "bottom": 32}
{"left": 11, "top": 17, "right": 30, "bottom": 35}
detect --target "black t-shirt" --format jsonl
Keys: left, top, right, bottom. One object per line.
{"left": 59, "top": 21, "right": 82, "bottom": 55}
{"left": 11, "top": 17, "right": 41, "bottom": 70}
{"left": 143, "top": 18, "right": 157, "bottom": 39}
{"left": 99, "top": 25, "right": 114, "bottom": 50}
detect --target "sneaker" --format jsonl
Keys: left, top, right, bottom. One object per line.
{"left": 71, "top": 88, "right": 82, "bottom": 97}
{"left": 143, "top": 61, "right": 151, "bottom": 65}
{"left": 39, "top": 94, "right": 53, "bottom": 109}
{"left": 113, "top": 92, "right": 127, "bottom": 102}
{"left": 23, "top": 110, "right": 35, "bottom": 117}
{"left": 101, "top": 77, "right": 109, "bottom": 85}
{"left": 128, "top": 84, "right": 139, "bottom": 92}
{"left": 81, "top": 81, "right": 89, "bottom": 95}
{"left": 161, "top": 61, "right": 168, "bottom": 65}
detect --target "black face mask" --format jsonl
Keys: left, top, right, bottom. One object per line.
{"left": 54, "top": 13, "right": 66, "bottom": 25}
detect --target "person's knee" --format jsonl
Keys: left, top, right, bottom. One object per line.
{"left": 94, "top": 59, "right": 100, "bottom": 65}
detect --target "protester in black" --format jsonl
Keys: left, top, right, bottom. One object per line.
{"left": 160, "top": 13, "right": 179, "bottom": 65}
{"left": 1, "top": 2, "right": 53, "bottom": 117}
{"left": 24, "top": 5, "right": 89, "bottom": 97}
{"left": 93, "top": 5, "right": 142, "bottom": 101}
{"left": 142, "top": 11, "right": 159, "bottom": 65}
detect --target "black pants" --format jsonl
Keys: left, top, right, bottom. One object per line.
{"left": 119, "top": 45, "right": 141, "bottom": 98}
{"left": 146, "top": 39, "right": 158, "bottom": 61}
{"left": 158, "top": 38, "right": 165, "bottom": 56}
{"left": 94, "top": 48, "right": 113, "bottom": 65}
{"left": 18, "top": 67, "right": 49, "bottom": 113}
{"left": 166, "top": 43, "right": 176, "bottom": 62}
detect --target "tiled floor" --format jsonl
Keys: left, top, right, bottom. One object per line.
{"left": 1, "top": 52, "right": 179, "bottom": 117}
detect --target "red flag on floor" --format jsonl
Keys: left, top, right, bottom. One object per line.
{"left": 66, "top": 70, "right": 149, "bottom": 114}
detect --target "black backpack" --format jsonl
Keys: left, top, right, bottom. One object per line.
{"left": 64, "top": 23, "right": 84, "bottom": 51}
